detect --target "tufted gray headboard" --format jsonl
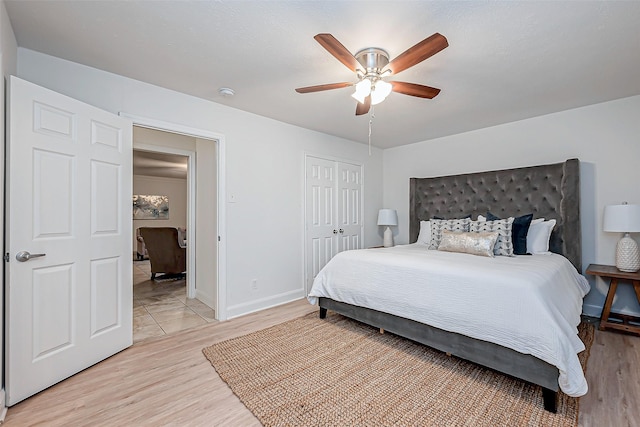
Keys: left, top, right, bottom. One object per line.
{"left": 409, "top": 159, "right": 581, "bottom": 271}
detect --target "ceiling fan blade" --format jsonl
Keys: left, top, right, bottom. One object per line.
{"left": 385, "top": 33, "right": 448, "bottom": 75}
{"left": 391, "top": 81, "right": 441, "bottom": 99}
{"left": 355, "top": 95, "right": 371, "bottom": 116}
{"left": 314, "top": 34, "right": 361, "bottom": 72}
{"left": 295, "top": 82, "right": 353, "bottom": 93}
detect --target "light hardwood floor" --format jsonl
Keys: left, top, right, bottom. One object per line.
{"left": 579, "top": 323, "right": 640, "bottom": 427}
{"left": 3, "top": 299, "right": 638, "bottom": 426}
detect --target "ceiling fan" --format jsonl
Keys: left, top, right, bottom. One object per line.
{"left": 295, "top": 33, "right": 448, "bottom": 116}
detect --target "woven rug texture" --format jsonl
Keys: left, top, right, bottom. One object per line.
{"left": 203, "top": 312, "right": 594, "bottom": 427}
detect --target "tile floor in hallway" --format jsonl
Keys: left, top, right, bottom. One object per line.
{"left": 133, "top": 260, "right": 217, "bottom": 343}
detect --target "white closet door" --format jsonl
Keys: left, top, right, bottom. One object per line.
{"left": 305, "top": 156, "right": 363, "bottom": 294}
{"left": 305, "top": 157, "right": 337, "bottom": 293}
{"left": 337, "top": 162, "right": 362, "bottom": 251}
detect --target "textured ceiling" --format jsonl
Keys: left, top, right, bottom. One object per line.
{"left": 133, "top": 150, "right": 187, "bottom": 179}
{"left": 5, "top": 1, "right": 640, "bottom": 149}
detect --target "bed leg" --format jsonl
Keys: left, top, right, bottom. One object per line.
{"left": 319, "top": 307, "right": 327, "bottom": 319}
{"left": 542, "top": 388, "right": 557, "bottom": 413}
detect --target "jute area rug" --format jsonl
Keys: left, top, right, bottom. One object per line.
{"left": 202, "top": 312, "right": 594, "bottom": 427}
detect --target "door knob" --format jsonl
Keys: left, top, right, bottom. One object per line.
{"left": 333, "top": 229, "right": 338, "bottom": 234}
{"left": 339, "top": 229, "right": 344, "bottom": 234}
{"left": 16, "top": 251, "right": 46, "bottom": 262}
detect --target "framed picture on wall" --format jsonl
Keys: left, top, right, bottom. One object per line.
{"left": 133, "top": 195, "right": 169, "bottom": 220}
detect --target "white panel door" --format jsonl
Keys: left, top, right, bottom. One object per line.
{"left": 5, "top": 76, "right": 133, "bottom": 406}
{"left": 337, "top": 162, "right": 362, "bottom": 252}
{"left": 305, "top": 157, "right": 337, "bottom": 293}
{"left": 305, "top": 156, "right": 363, "bottom": 293}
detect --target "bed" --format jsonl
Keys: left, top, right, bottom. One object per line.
{"left": 308, "top": 158, "right": 588, "bottom": 412}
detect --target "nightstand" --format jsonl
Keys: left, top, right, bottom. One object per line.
{"left": 586, "top": 263, "right": 640, "bottom": 336}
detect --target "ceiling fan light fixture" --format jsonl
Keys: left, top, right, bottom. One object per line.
{"left": 296, "top": 33, "right": 448, "bottom": 116}
{"left": 370, "top": 80, "right": 392, "bottom": 105}
{"left": 351, "top": 78, "right": 372, "bottom": 103}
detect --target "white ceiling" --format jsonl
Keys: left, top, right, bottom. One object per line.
{"left": 133, "top": 150, "right": 188, "bottom": 179}
{"left": 5, "top": 1, "right": 640, "bottom": 149}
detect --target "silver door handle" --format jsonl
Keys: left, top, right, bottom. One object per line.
{"left": 16, "top": 251, "right": 46, "bottom": 262}
{"left": 333, "top": 229, "right": 338, "bottom": 234}
{"left": 339, "top": 229, "right": 344, "bottom": 234}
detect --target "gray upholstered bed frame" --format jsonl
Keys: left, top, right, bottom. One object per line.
{"left": 408, "top": 158, "right": 581, "bottom": 271}
{"left": 319, "top": 159, "right": 581, "bottom": 413}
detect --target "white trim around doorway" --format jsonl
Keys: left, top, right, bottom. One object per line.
{"left": 120, "top": 113, "right": 227, "bottom": 321}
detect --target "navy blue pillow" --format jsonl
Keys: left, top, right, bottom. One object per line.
{"left": 433, "top": 214, "right": 472, "bottom": 220}
{"left": 486, "top": 212, "right": 533, "bottom": 255}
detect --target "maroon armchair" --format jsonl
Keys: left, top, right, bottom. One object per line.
{"left": 138, "top": 227, "right": 186, "bottom": 280}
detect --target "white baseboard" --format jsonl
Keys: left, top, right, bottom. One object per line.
{"left": 583, "top": 302, "right": 640, "bottom": 319}
{"left": 582, "top": 303, "right": 603, "bottom": 319}
{"left": 195, "top": 289, "right": 215, "bottom": 310}
{"left": 226, "top": 288, "right": 306, "bottom": 320}
{"left": 0, "top": 388, "right": 7, "bottom": 423}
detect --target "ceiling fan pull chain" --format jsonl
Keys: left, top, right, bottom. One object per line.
{"left": 368, "top": 107, "right": 375, "bottom": 156}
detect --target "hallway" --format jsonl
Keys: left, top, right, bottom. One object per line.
{"left": 133, "top": 260, "right": 217, "bottom": 343}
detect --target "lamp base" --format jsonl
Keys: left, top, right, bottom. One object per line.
{"left": 383, "top": 226, "right": 394, "bottom": 247}
{"left": 616, "top": 233, "right": 640, "bottom": 272}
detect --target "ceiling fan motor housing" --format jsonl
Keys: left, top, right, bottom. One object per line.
{"left": 355, "top": 47, "right": 389, "bottom": 77}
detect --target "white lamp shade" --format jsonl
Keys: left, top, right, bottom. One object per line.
{"left": 603, "top": 204, "right": 640, "bottom": 232}
{"left": 377, "top": 209, "right": 398, "bottom": 226}
{"left": 351, "top": 79, "right": 371, "bottom": 104}
{"left": 370, "top": 80, "right": 392, "bottom": 105}
{"left": 604, "top": 203, "right": 640, "bottom": 272}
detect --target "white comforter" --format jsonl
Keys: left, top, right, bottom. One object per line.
{"left": 308, "top": 244, "right": 591, "bottom": 397}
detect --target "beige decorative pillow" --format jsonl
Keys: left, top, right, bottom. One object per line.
{"left": 429, "top": 218, "right": 471, "bottom": 249}
{"left": 437, "top": 230, "right": 499, "bottom": 258}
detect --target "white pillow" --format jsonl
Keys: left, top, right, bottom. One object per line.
{"left": 417, "top": 220, "right": 431, "bottom": 245}
{"left": 477, "top": 215, "right": 486, "bottom": 221}
{"left": 527, "top": 219, "right": 556, "bottom": 254}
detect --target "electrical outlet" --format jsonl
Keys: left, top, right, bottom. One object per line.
{"left": 251, "top": 279, "right": 258, "bottom": 291}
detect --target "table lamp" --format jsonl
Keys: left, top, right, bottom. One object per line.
{"left": 603, "top": 202, "right": 640, "bottom": 272}
{"left": 377, "top": 209, "right": 398, "bottom": 247}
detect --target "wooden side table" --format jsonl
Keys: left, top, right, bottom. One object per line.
{"left": 586, "top": 264, "right": 640, "bottom": 336}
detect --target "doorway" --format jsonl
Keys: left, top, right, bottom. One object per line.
{"left": 130, "top": 124, "right": 222, "bottom": 342}
{"left": 122, "top": 114, "right": 227, "bottom": 321}
{"left": 131, "top": 146, "right": 212, "bottom": 342}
